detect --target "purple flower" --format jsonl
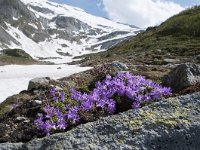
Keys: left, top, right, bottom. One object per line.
{"left": 67, "top": 106, "right": 80, "bottom": 123}
{"left": 34, "top": 117, "right": 55, "bottom": 135}
{"left": 35, "top": 72, "right": 172, "bottom": 135}
{"left": 57, "top": 119, "right": 67, "bottom": 130}
{"left": 132, "top": 101, "right": 140, "bottom": 109}
{"left": 107, "top": 99, "right": 116, "bottom": 114}
{"left": 82, "top": 100, "right": 93, "bottom": 111}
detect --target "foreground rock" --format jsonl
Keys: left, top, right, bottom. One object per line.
{"left": 162, "top": 63, "right": 200, "bottom": 92}
{"left": 0, "top": 92, "right": 200, "bottom": 150}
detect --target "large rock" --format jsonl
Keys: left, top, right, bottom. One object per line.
{"left": 27, "top": 77, "right": 50, "bottom": 91}
{"left": 0, "top": 92, "right": 200, "bottom": 150}
{"left": 162, "top": 63, "right": 200, "bottom": 92}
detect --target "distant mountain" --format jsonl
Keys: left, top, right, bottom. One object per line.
{"left": 0, "top": 0, "right": 140, "bottom": 63}
{"left": 75, "top": 6, "right": 200, "bottom": 66}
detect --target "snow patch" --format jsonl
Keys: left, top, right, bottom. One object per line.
{"left": 20, "top": 0, "right": 47, "bottom": 4}
{"left": 0, "top": 64, "right": 92, "bottom": 103}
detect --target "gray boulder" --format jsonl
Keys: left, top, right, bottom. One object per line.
{"left": 162, "top": 63, "right": 200, "bottom": 92}
{"left": 27, "top": 77, "right": 50, "bottom": 91}
{"left": 0, "top": 92, "right": 200, "bottom": 150}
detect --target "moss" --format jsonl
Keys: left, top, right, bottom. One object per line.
{"left": 129, "top": 119, "right": 142, "bottom": 130}
{"left": 117, "top": 139, "right": 124, "bottom": 144}
{"left": 153, "top": 108, "right": 191, "bottom": 128}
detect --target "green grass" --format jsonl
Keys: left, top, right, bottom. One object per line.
{"left": 108, "top": 6, "right": 200, "bottom": 57}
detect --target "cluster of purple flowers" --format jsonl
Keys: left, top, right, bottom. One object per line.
{"left": 34, "top": 88, "right": 80, "bottom": 135}
{"left": 35, "top": 72, "right": 171, "bottom": 135}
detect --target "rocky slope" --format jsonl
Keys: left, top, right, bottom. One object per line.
{"left": 0, "top": 0, "right": 140, "bottom": 63}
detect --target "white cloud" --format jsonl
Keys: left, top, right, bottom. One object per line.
{"left": 101, "top": 0, "right": 184, "bottom": 28}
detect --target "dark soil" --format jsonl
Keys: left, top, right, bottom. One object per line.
{"left": 178, "top": 84, "right": 200, "bottom": 95}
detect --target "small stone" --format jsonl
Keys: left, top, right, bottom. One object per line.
{"left": 33, "top": 90, "right": 40, "bottom": 94}
{"left": 163, "top": 58, "right": 180, "bottom": 64}
{"left": 16, "top": 117, "right": 30, "bottom": 123}
{"left": 55, "top": 86, "right": 63, "bottom": 91}
{"left": 156, "top": 49, "right": 162, "bottom": 52}
{"left": 16, "top": 117, "right": 27, "bottom": 121}
{"left": 23, "top": 119, "right": 30, "bottom": 123}
{"left": 112, "top": 61, "right": 129, "bottom": 70}
{"left": 34, "top": 100, "right": 42, "bottom": 105}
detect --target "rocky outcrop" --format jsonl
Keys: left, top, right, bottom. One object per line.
{"left": 0, "top": 92, "right": 199, "bottom": 150}
{"left": 162, "top": 63, "right": 200, "bottom": 92}
{"left": 0, "top": 0, "right": 36, "bottom": 21}
{"left": 27, "top": 77, "right": 50, "bottom": 91}
{"left": 2, "top": 49, "right": 33, "bottom": 59}
{"left": 0, "top": 26, "right": 20, "bottom": 46}
{"left": 27, "top": 77, "right": 62, "bottom": 91}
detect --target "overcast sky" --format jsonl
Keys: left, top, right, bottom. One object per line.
{"left": 51, "top": 0, "right": 200, "bottom": 28}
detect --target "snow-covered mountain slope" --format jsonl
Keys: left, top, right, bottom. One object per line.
{"left": 0, "top": 0, "right": 140, "bottom": 63}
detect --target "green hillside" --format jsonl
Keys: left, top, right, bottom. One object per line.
{"left": 75, "top": 6, "right": 200, "bottom": 67}
{"left": 107, "top": 6, "right": 200, "bottom": 58}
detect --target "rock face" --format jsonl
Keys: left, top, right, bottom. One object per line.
{"left": 0, "top": 92, "right": 200, "bottom": 150}
{"left": 162, "top": 63, "right": 200, "bottom": 92}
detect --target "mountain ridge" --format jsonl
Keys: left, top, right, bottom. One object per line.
{"left": 0, "top": 0, "right": 140, "bottom": 63}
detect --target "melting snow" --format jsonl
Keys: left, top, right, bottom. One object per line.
{"left": 0, "top": 65, "right": 91, "bottom": 103}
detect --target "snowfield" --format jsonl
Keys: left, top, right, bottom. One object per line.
{"left": 0, "top": 65, "right": 91, "bottom": 103}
